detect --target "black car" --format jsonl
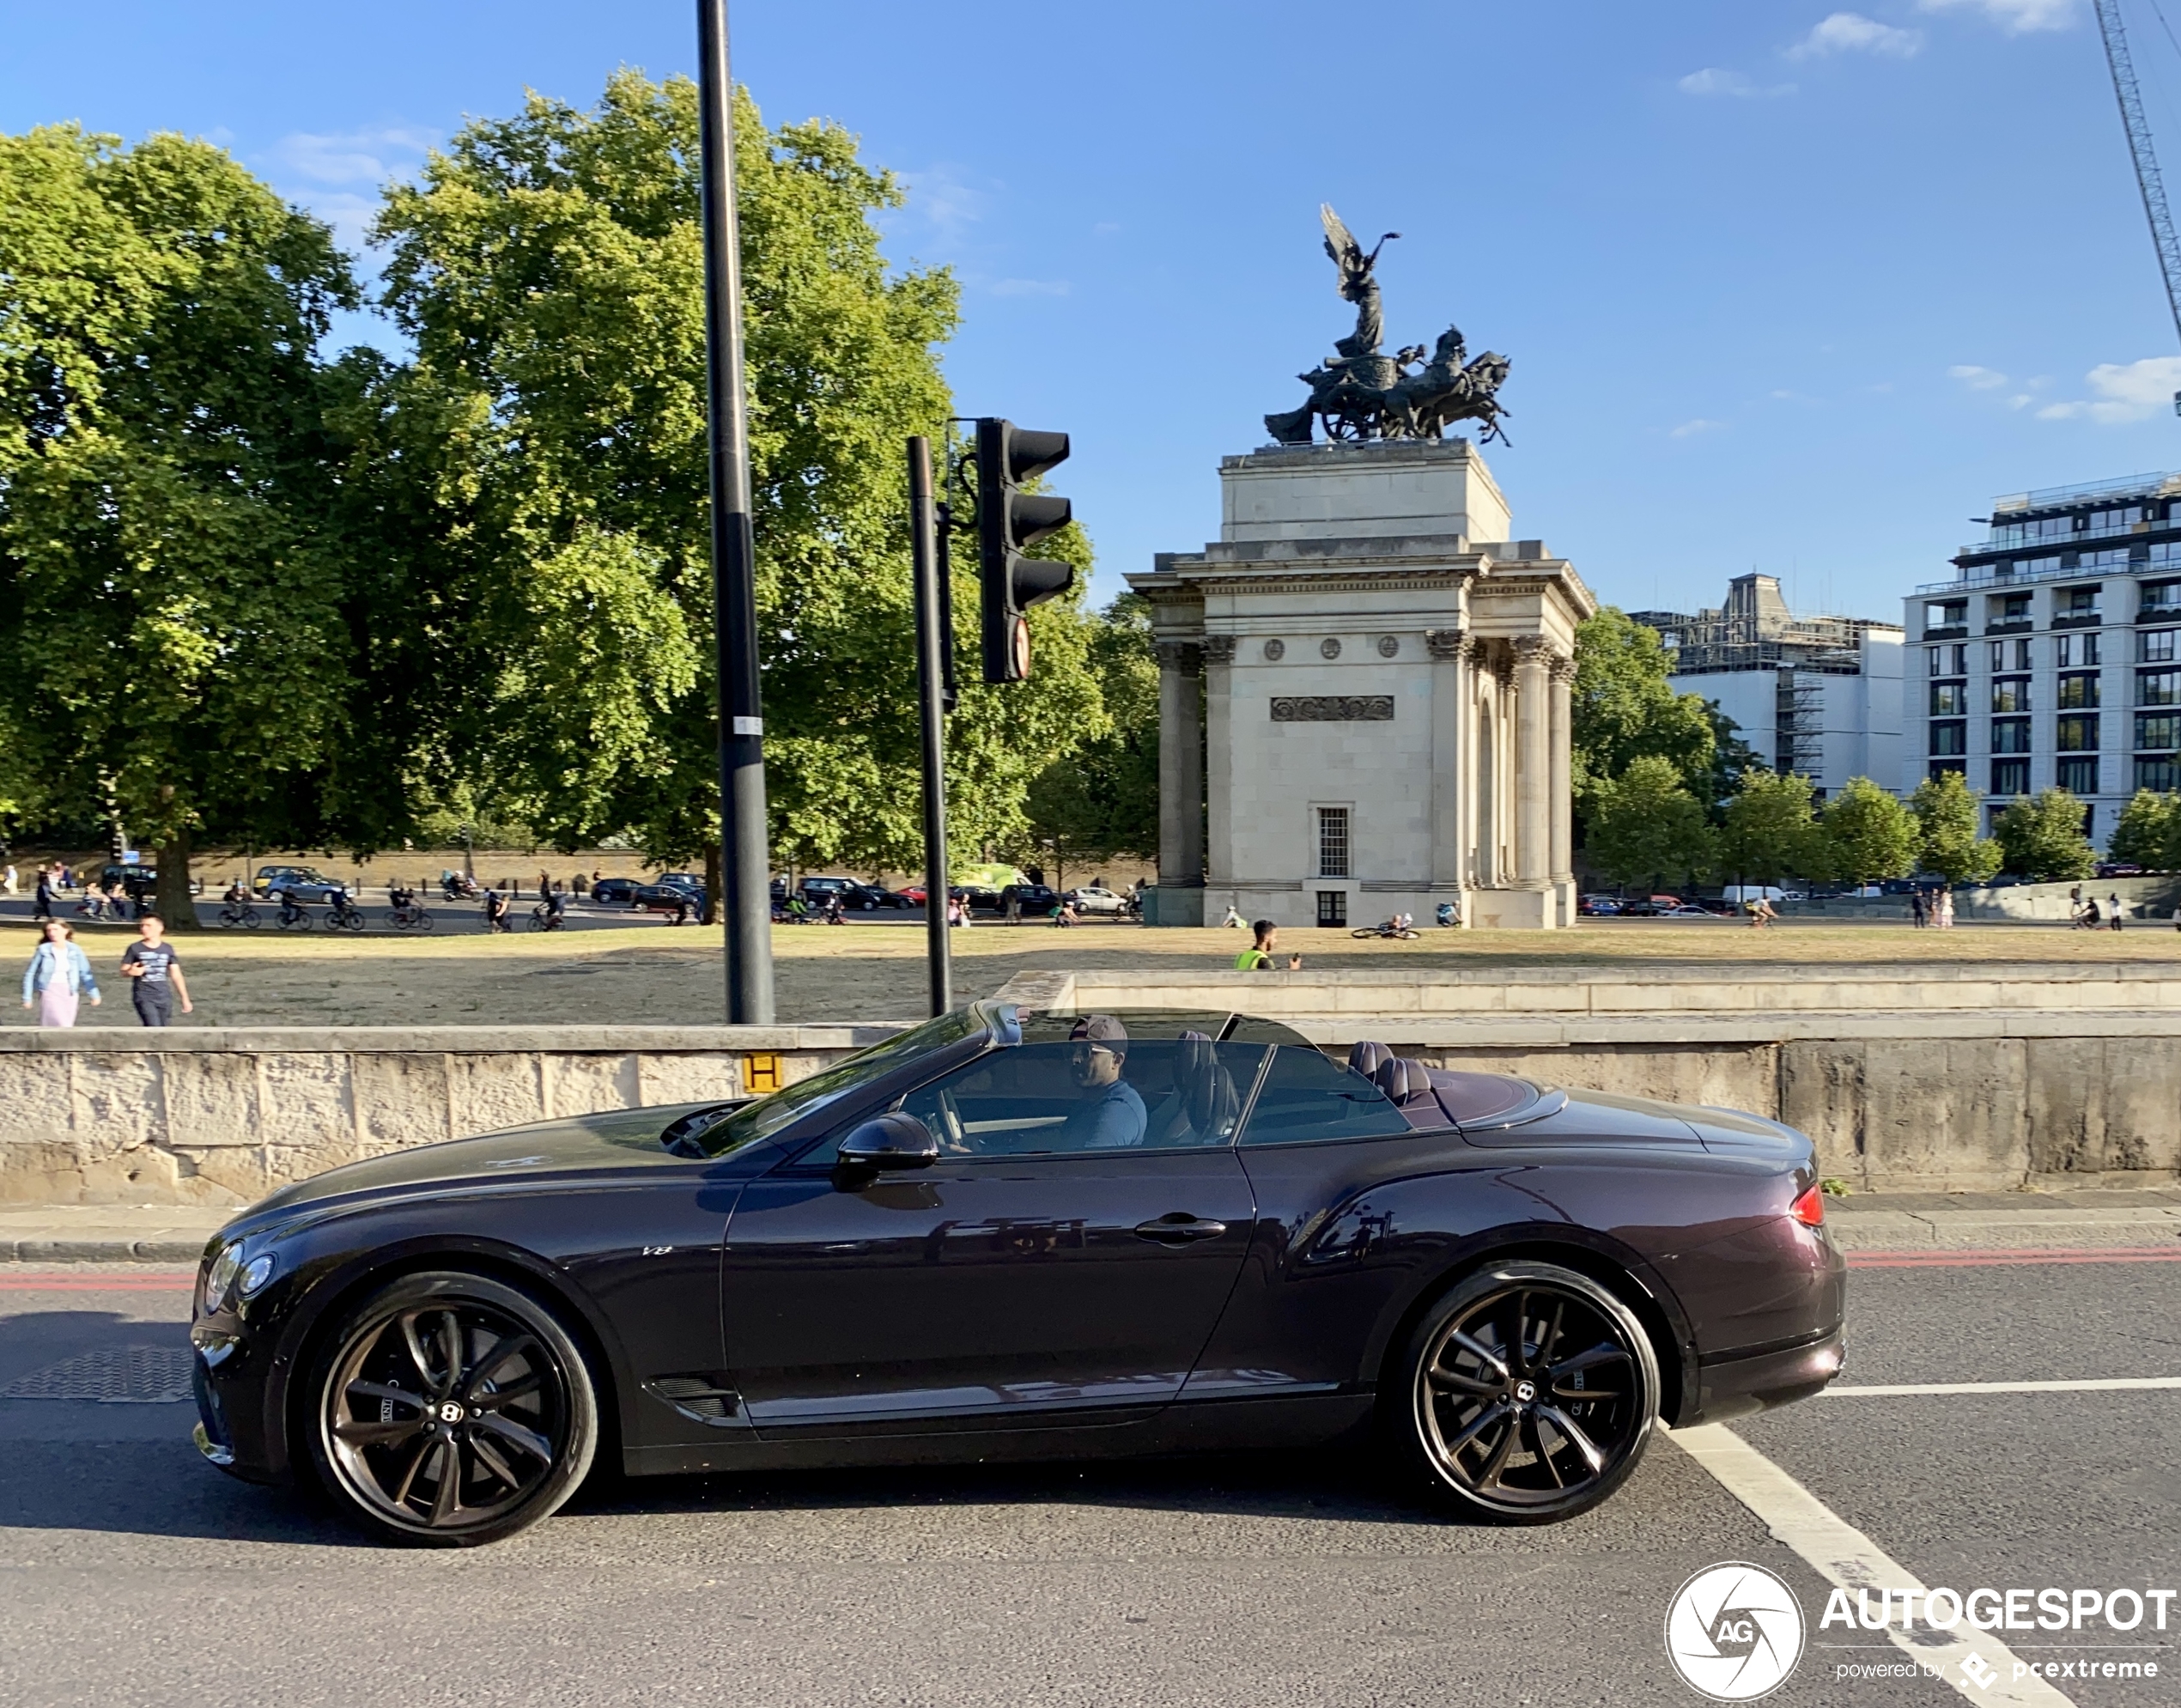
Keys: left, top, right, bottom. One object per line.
{"left": 630, "top": 883, "right": 702, "bottom": 915}
{"left": 998, "top": 883, "right": 1058, "bottom": 917}
{"left": 589, "top": 877, "right": 642, "bottom": 905}
{"left": 189, "top": 1001, "right": 1844, "bottom": 1547}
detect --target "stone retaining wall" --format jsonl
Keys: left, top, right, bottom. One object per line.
{"left": 0, "top": 1026, "right": 898, "bottom": 1207}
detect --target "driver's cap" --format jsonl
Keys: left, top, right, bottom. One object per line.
{"left": 1069, "top": 1013, "right": 1128, "bottom": 1056}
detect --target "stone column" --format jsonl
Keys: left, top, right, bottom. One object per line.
{"left": 1549, "top": 653, "right": 1576, "bottom": 884}
{"left": 1426, "top": 629, "right": 1468, "bottom": 895}
{"left": 1156, "top": 640, "right": 1205, "bottom": 897}
{"left": 1511, "top": 637, "right": 1552, "bottom": 887}
{"left": 1200, "top": 635, "right": 1236, "bottom": 893}
{"left": 1465, "top": 639, "right": 1496, "bottom": 887}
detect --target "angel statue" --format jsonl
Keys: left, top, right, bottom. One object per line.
{"left": 1321, "top": 203, "right": 1400, "bottom": 362}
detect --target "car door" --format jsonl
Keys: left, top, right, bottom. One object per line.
{"left": 720, "top": 1036, "right": 1265, "bottom": 1436}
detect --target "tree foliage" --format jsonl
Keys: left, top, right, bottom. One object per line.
{"left": 1821, "top": 777, "right": 1918, "bottom": 886}
{"left": 1583, "top": 756, "right": 1716, "bottom": 890}
{"left": 1908, "top": 771, "right": 2002, "bottom": 886}
{"left": 2106, "top": 789, "right": 2178, "bottom": 872}
{"left": 1570, "top": 608, "right": 1719, "bottom": 805}
{"left": 371, "top": 72, "right": 1107, "bottom": 872}
{"left": 0, "top": 125, "right": 362, "bottom": 921}
{"left": 1991, "top": 787, "right": 2096, "bottom": 883}
{"left": 1719, "top": 770, "right": 1829, "bottom": 885}
{"left": 1024, "top": 593, "right": 1157, "bottom": 866}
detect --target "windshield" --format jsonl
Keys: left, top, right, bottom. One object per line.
{"left": 677, "top": 1007, "right": 988, "bottom": 1158}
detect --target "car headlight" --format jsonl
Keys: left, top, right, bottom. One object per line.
{"left": 203, "top": 1243, "right": 242, "bottom": 1313}
{"left": 201, "top": 1245, "right": 276, "bottom": 1314}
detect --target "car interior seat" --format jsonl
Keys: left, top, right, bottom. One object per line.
{"left": 1372, "top": 1054, "right": 1438, "bottom": 1109}
{"left": 1347, "top": 1040, "right": 1392, "bottom": 1080}
{"left": 1145, "top": 1030, "right": 1240, "bottom": 1146}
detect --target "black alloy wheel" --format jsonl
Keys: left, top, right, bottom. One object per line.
{"left": 1397, "top": 1261, "right": 1658, "bottom": 1524}
{"left": 309, "top": 1271, "right": 598, "bottom": 1547}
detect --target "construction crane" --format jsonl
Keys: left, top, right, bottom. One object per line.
{"left": 2094, "top": 0, "right": 2181, "bottom": 413}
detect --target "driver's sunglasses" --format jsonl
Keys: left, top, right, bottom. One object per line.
{"left": 1070, "top": 1042, "right": 1115, "bottom": 1060}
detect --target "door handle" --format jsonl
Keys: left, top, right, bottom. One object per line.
{"left": 1133, "top": 1213, "right": 1229, "bottom": 1245}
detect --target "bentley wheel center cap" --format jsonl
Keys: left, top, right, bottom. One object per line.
{"left": 438, "top": 1401, "right": 465, "bottom": 1424}
{"left": 1514, "top": 1380, "right": 1536, "bottom": 1403}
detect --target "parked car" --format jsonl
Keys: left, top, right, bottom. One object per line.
{"left": 840, "top": 882, "right": 909, "bottom": 911}
{"left": 590, "top": 877, "right": 643, "bottom": 905}
{"left": 953, "top": 884, "right": 1002, "bottom": 915}
{"left": 1063, "top": 885, "right": 1129, "bottom": 916}
{"left": 1577, "top": 894, "right": 1622, "bottom": 916}
{"left": 999, "top": 883, "right": 1059, "bottom": 918}
{"left": 2095, "top": 861, "right": 2146, "bottom": 878}
{"left": 631, "top": 883, "right": 703, "bottom": 915}
{"left": 252, "top": 864, "right": 345, "bottom": 904}
{"left": 188, "top": 1000, "right": 1844, "bottom": 1545}
{"left": 657, "top": 872, "right": 706, "bottom": 895}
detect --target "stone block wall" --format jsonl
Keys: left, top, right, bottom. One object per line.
{"left": 0, "top": 1026, "right": 896, "bottom": 1207}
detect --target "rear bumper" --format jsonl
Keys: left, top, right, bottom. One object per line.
{"left": 1683, "top": 1323, "right": 1845, "bottom": 1425}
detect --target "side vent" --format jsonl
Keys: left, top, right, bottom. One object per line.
{"left": 645, "top": 1375, "right": 748, "bottom": 1427}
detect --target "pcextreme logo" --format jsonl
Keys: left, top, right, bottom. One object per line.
{"left": 1664, "top": 1562, "right": 1807, "bottom": 1701}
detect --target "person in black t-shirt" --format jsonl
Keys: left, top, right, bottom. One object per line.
{"left": 119, "top": 915, "right": 193, "bottom": 1027}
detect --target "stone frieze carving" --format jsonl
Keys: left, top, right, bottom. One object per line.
{"left": 1271, "top": 695, "right": 1395, "bottom": 722}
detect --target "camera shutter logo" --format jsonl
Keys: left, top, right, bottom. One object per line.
{"left": 1663, "top": 1562, "right": 1805, "bottom": 1700}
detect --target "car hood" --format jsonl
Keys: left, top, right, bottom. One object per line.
{"left": 226, "top": 1102, "right": 720, "bottom": 1233}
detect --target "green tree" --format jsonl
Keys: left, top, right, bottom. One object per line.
{"left": 0, "top": 125, "right": 361, "bottom": 923}
{"left": 1822, "top": 777, "right": 1919, "bottom": 887}
{"left": 1719, "top": 770, "right": 1830, "bottom": 886}
{"left": 1570, "top": 608, "right": 1718, "bottom": 805}
{"left": 2106, "top": 788, "right": 2178, "bottom": 871}
{"left": 1908, "top": 770, "right": 2002, "bottom": 885}
{"left": 1024, "top": 593, "right": 1158, "bottom": 868}
{"left": 1584, "top": 756, "right": 1716, "bottom": 891}
{"left": 1991, "top": 787, "right": 2096, "bottom": 882}
{"left": 372, "top": 72, "right": 1106, "bottom": 878}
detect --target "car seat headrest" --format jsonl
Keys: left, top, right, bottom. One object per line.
{"left": 1372, "top": 1054, "right": 1435, "bottom": 1107}
{"left": 1348, "top": 1040, "right": 1392, "bottom": 1079}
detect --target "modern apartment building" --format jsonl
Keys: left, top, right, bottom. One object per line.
{"left": 1909, "top": 471, "right": 2181, "bottom": 842}
{"left": 1631, "top": 573, "right": 1904, "bottom": 798}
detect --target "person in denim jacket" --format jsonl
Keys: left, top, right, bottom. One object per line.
{"left": 21, "top": 920, "right": 100, "bottom": 1027}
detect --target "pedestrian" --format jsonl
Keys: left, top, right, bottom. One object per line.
{"left": 1220, "top": 903, "right": 1246, "bottom": 928}
{"left": 1910, "top": 890, "right": 1926, "bottom": 928}
{"left": 539, "top": 868, "right": 551, "bottom": 897}
{"left": 1234, "top": 919, "right": 1302, "bottom": 971}
{"left": 33, "top": 866, "right": 55, "bottom": 923}
{"left": 572, "top": 872, "right": 589, "bottom": 898}
{"left": 946, "top": 893, "right": 964, "bottom": 928}
{"left": 21, "top": 920, "right": 100, "bottom": 1027}
{"left": 119, "top": 915, "right": 191, "bottom": 1027}
{"left": 2, "top": 862, "right": 15, "bottom": 896}
{"left": 2083, "top": 897, "right": 2101, "bottom": 929}
{"left": 1936, "top": 888, "right": 1954, "bottom": 930}
{"left": 484, "top": 888, "right": 509, "bottom": 933}
{"left": 2110, "top": 892, "right": 2125, "bottom": 932}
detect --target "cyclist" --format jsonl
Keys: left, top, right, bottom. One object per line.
{"left": 276, "top": 890, "right": 309, "bottom": 928}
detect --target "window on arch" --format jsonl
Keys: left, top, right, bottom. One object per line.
{"left": 1236, "top": 1046, "right": 1412, "bottom": 1146}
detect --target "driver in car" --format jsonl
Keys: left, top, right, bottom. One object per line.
{"left": 1060, "top": 1014, "right": 1146, "bottom": 1150}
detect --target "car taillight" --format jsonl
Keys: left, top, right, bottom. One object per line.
{"left": 1789, "top": 1184, "right": 1825, "bottom": 1228}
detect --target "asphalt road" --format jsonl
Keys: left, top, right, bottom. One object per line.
{"left": 0, "top": 1255, "right": 2174, "bottom": 1707}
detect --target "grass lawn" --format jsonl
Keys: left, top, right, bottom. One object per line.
{"left": 6, "top": 913, "right": 2179, "bottom": 1029}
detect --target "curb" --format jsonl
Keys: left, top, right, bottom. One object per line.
{"left": 1, "top": 1240, "right": 207, "bottom": 1264}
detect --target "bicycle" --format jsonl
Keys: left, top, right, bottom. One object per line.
{"left": 327, "top": 896, "right": 367, "bottom": 933}
{"left": 386, "top": 902, "right": 434, "bottom": 932}
{"left": 217, "top": 902, "right": 261, "bottom": 930}
{"left": 527, "top": 903, "right": 565, "bottom": 932}
{"left": 274, "top": 897, "right": 313, "bottom": 931}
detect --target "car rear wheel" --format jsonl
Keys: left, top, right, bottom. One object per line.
{"left": 1394, "top": 1261, "right": 1658, "bottom": 1524}
{"left": 307, "top": 1270, "right": 598, "bottom": 1547}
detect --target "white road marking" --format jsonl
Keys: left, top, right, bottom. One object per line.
{"left": 1825, "top": 1377, "right": 2181, "bottom": 1397}
{"left": 1668, "top": 1423, "right": 2076, "bottom": 1707}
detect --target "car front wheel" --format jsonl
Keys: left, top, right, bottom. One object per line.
{"left": 1394, "top": 1260, "right": 1659, "bottom": 1524}
{"left": 306, "top": 1269, "right": 598, "bottom": 1547}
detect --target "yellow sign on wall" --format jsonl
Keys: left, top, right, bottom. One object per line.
{"left": 744, "top": 1052, "right": 783, "bottom": 1094}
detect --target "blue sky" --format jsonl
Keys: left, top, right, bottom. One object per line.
{"left": 9, "top": 0, "right": 2181, "bottom": 621}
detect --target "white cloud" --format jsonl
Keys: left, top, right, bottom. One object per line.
{"left": 890, "top": 166, "right": 986, "bottom": 249}
{"left": 1917, "top": 0, "right": 2077, "bottom": 33}
{"left": 1789, "top": 12, "right": 1924, "bottom": 58}
{"left": 2036, "top": 356, "right": 2181, "bottom": 422}
{"left": 270, "top": 126, "right": 435, "bottom": 187}
{"left": 1678, "top": 67, "right": 1796, "bottom": 97}
{"left": 990, "top": 278, "right": 1071, "bottom": 298}
{"left": 1948, "top": 363, "right": 2009, "bottom": 389}
{"left": 1669, "top": 417, "right": 1726, "bottom": 438}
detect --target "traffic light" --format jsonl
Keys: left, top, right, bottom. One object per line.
{"left": 975, "top": 417, "right": 1073, "bottom": 682}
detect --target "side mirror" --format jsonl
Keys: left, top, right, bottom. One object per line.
{"left": 835, "top": 1111, "right": 940, "bottom": 1173}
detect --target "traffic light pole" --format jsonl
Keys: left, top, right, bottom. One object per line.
{"left": 696, "top": 0, "right": 775, "bottom": 1024}
{"left": 908, "top": 436, "right": 952, "bottom": 1016}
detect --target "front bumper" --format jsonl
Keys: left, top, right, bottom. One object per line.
{"left": 1686, "top": 1322, "right": 1845, "bottom": 1425}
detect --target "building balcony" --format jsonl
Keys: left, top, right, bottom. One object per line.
{"left": 2052, "top": 612, "right": 2103, "bottom": 629}
{"left": 1922, "top": 624, "right": 1968, "bottom": 641}
{"left": 1984, "top": 618, "right": 2032, "bottom": 635}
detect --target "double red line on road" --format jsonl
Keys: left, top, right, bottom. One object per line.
{"left": 0, "top": 1270, "right": 196, "bottom": 1292}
